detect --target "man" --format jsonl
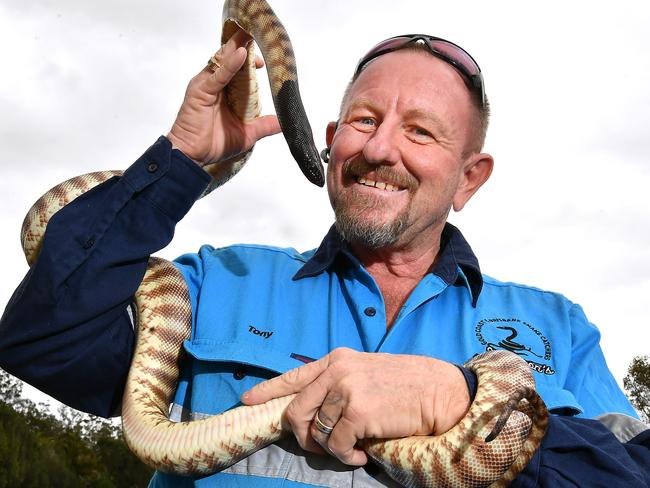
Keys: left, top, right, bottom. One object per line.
{"left": 1, "top": 29, "right": 649, "bottom": 486}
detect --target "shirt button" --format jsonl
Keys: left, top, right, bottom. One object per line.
{"left": 364, "top": 307, "right": 377, "bottom": 317}
{"left": 82, "top": 238, "right": 94, "bottom": 249}
{"left": 147, "top": 162, "right": 158, "bottom": 173}
{"left": 233, "top": 371, "right": 246, "bottom": 380}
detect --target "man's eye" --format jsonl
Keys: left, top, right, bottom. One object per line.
{"left": 414, "top": 127, "right": 433, "bottom": 138}
{"left": 351, "top": 117, "right": 376, "bottom": 131}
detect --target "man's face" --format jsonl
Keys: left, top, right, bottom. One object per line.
{"left": 326, "top": 49, "right": 480, "bottom": 250}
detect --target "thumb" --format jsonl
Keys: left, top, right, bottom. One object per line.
{"left": 245, "top": 114, "right": 282, "bottom": 143}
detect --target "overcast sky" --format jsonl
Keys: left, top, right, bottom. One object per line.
{"left": 1, "top": 0, "right": 648, "bottom": 411}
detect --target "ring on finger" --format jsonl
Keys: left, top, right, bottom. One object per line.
{"left": 206, "top": 52, "right": 223, "bottom": 73}
{"left": 313, "top": 411, "right": 335, "bottom": 436}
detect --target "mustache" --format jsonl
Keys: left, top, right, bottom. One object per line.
{"left": 342, "top": 158, "right": 418, "bottom": 190}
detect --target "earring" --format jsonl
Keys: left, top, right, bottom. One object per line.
{"left": 320, "top": 147, "right": 330, "bottom": 164}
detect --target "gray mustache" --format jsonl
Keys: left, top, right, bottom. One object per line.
{"left": 342, "top": 158, "right": 418, "bottom": 190}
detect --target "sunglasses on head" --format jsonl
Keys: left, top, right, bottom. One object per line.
{"left": 354, "top": 34, "right": 485, "bottom": 109}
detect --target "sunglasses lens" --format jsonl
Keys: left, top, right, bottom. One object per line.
{"left": 355, "top": 37, "right": 412, "bottom": 72}
{"left": 357, "top": 36, "right": 480, "bottom": 78}
{"left": 427, "top": 40, "right": 480, "bottom": 76}
{"left": 354, "top": 35, "right": 484, "bottom": 107}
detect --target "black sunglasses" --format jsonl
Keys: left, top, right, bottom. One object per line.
{"left": 354, "top": 34, "right": 485, "bottom": 109}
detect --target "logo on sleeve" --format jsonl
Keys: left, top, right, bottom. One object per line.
{"left": 475, "top": 318, "right": 555, "bottom": 375}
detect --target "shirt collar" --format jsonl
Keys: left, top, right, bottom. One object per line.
{"left": 293, "top": 222, "right": 483, "bottom": 306}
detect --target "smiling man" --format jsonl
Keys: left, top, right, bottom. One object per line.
{"left": 324, "top": 47, "right": 493, "bottom": 330}
{"left": 1, "top": 28, "right": 649, "bottom": 488}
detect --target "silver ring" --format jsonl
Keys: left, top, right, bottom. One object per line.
{"left": 314, "top": 411, "right": 334, "bottom": 435}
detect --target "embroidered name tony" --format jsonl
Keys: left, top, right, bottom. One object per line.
{"left": 248, "top": 325, "right": 274, "bottom": 339}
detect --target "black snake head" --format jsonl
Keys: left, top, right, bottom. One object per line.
{"left": 275, "top": 79, "right": 325, "bottom": 187}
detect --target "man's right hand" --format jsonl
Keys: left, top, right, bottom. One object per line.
{"left": 167, "top": 29, "right": 281, "bottom": 168}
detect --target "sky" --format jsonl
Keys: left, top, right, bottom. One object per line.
{"left": 0, "top": 0, "right": 648, "bottom": 411}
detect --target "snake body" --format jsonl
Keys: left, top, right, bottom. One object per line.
{"left": 19, "top": 1, "right": 549, "bottom": 486}
{"left": 202, "top": 0, "right": 323, "bottom": 193}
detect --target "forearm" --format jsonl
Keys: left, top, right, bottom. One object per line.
{"left": 512, "top": 414, "right": 650, "bottom": 487}
{"left": 0, "top": 136, "right": 210, "bottom": 416}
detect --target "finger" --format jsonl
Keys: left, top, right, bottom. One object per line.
{"left": 200, "top": 30, "right": 247, "bottom": 75}
{"left": 309, "top": 393, "right": 344, "bottom": 455}
{"left": 325, "top": 416, "right": 368, "bottom": 466}
{"left": 282, "top": 369, "right": 349, "bottom": 456}
{"left": 202, "top": 46, "right": 249, "bottom": 95}
{"left": 223, "top": 28, "right": 253, "bottom": 53}
{"left": 242, "top": 355, "right": 330, "bottom": 405}
{"left": 255, "top": 54, "right": 265, "bottom": 69}
{"left": 244, "top": 114, "right": 281, "bottom": 143}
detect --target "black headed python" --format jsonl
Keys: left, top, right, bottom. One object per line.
{"left": 19, "top": 0, "right": 548, "bottom": 486}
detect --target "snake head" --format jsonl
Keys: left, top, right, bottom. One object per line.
{"left": 275, "top": 79, "right": 325, "bottom": 187}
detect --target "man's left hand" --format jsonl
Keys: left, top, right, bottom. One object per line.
{"left": 241, "top": 348, "right": 470, "bottom": 466}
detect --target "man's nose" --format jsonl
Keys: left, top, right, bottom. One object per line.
{"left": 362, "top": 122, "right": 400, "bottom": 166}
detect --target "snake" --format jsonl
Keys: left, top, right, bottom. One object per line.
{"left": 18, "top": 0, "right": 549, "bottom": 486}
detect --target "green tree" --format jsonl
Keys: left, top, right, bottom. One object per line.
{"left": 624, "top": 355, "right": 650, "bottom": 423}
{"left": 0, "top": 368, "right": 22, "bottom": 406}
{"left": 0, "top": 400, "right": 79, "bottom": 487}
{"left": 92, "top": 423, "right": 155, "bottom": 488}
{"left": 0, "top": 369, "right": 153, "bottom": 487}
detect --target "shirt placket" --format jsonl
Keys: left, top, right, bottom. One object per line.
{"left": 377, "top": 274, "right": 449, "bottom": 352}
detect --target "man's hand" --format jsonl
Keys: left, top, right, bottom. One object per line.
{"left": 241, "top": 348, "right": 470, "bottom": 466}
{"left": 167, "top": 29, "right": 281, "bottom": 166}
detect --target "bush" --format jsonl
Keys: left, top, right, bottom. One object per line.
{"left": 0, "top": 369, "right": 153, "bottom": 487}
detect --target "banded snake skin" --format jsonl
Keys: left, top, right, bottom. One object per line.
{"left": 18, "top": 0, "right": 549, "bottom": 486}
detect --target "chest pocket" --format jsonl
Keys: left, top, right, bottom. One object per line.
{"left": 182, "top": 339, "right": 301, "bottom": 417}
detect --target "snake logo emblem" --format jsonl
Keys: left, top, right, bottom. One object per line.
{"left": 475, "top": 318, "right": 556, "bottom": 376}
{"left": 490, "top": 326, "right": 544, "bottom": 359}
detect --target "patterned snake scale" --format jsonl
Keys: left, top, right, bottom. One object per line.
{"left": 19, "top": 0, "right": 549, "bottom": 486}
{"left": 202, "top": 0, "right": 324, "bottom": 194}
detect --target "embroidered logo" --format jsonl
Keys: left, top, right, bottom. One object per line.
{"left": 248, "top": 325, "right": 274, "bottom": 339}
{"left": 474, "top": 318, "right": 555, "bottom": 375}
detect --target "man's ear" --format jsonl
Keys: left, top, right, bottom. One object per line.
{"left": 452, "top": 153, "right": 494, "bottom": 212}
{"left": 325, "top": 121, "right": 338, "bottom": 146}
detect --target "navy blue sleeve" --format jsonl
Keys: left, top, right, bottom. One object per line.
{"left": 0, "top": 136, "right": 210, "bottom": 417}
{"left": 513, "top": 415, "right": 650, "bottom": 486}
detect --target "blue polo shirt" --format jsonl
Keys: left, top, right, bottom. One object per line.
{"left": 150, "top": 224, "right": 638, "bottom": 487}
{"left": 0, "top": 137, "right": 647, "bottom": 487}
{"left": 171, "top": 226, "right": 636, "bottom": 422}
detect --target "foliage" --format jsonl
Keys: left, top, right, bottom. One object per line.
{"left": 624, "top": 355, "right": 650, "bottom": 423}
{"left": 0, "top": 368, "right": 153, "bottom": 487}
